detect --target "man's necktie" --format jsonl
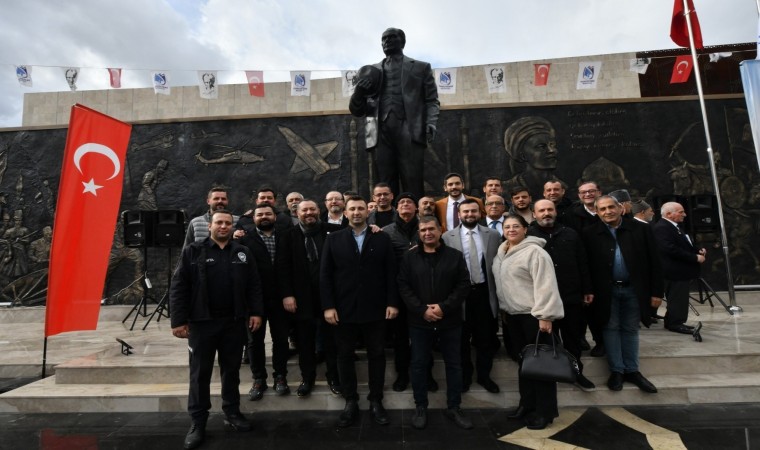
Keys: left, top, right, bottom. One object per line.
{"left": 468, "top": 230, "right": 481, "bottom": 284}
{"left": 453, "top": 201, "right": 460, "bottom": 228}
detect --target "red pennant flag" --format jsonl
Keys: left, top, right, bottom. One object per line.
{"left": 245, "top": 70, "right": 265, "bottom": 97}
{"left": 45, "top": 104, "right": 132, "bottom": 337}
{"left": 534, "top": 64, "right": 551, "bottom": 86}
{"left": 107, "top": 68, "right": 122, "bottom": 88}
{"left": 670, "top": 55, "right": 694, "bottom": 84}
{"left": 670, "top": 0, "right": 703, "bottom": 49}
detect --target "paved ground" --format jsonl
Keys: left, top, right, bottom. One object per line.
{"left": 1, "top": 403, "right": 758, "bottom": 449}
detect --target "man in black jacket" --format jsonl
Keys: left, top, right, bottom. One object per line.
{"left": 321, "top": 196, "right": 398, "bottom": 427}
{"left": 277, "top": 200, "right": 342, "bottom": 397}
{"left": 170, "top": 210, "right": 263, "bottom": 450}
{"left": 652, "top": 202, "right": 706, "bottom": 333}
{"left": 582, "top": 196, "right": 664, "bottom": 394}
{"left": 529, "top": 199, "right": 595, "bottom": 390}
{"left": 398, "top": 216, "right": 473, "bottom": 430}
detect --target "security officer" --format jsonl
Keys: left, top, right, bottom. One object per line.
{"left": 170, "top": 209, "right": 263, "bottom": 449}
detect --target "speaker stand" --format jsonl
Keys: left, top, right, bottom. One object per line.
{"left": 122, "top": 246, "right": 155, "bottom": 330}
{"left": 143, "top": 248, "right": 173, "bottom": 330}
{"left": 689, "top": 277, "right": 733, "bottom": 316}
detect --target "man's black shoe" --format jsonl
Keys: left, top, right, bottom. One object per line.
{"left": 666, "top": 325, "right": 694, "bottom": 335}
{"left": 411, "top": 406, "right": 427, "bottom": 429}
{"left": 248, "top": 379, "right": 267, "bottom": 401}
{"left": 184, "top": 423, "right": 205, "bottom": 449}
{"left": 369, "top": 401, "right": 390, "bottom": 425}
{"left": 477, "top": 377, "right": 500, "bottom": 393}
{"left": 624, "top": 371, "right": 657, "bottom": 393}
{"left": 427, "top": 375, "right": 439, "bottom": 392}
{"left": 327, "top": 378, "right": 341, "bottom": 395}
{"left": 579, "top": 337, "right": 591, "bottom": 351}
{"left": 575, "top": 374, "right": 596, "bottom": 391}
{"left": 224, "top": 412, "right": 252, "bottom": 432}
{"left": 590, "top": 344, "right": 605, "bottom": 357}
{"left": 444, "top": 407, "right": 473, "bottom": 430}
{"left": 338, "top": 400, "right": 359, "bottom": 427}
{"left": 507, "top": 406, "right": 528, "bottom": 420}
{"left": 274, "top": 375, "right": 290, "bottom": 396}
{"left": 607, "top": 372, "right": 624, "bottom": 391}
{"left": 526, "top": 416, "right": 553, "bottom": 430}
{"left": 296, "top": 380, "right": 313, "bottom": 397}
{"left": 392, "top": 374, "right": 409, "bottom": 392}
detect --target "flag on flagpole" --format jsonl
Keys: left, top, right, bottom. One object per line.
{"left": 342, "top": 70, "right": 359, "bottom": 97}
{"left": 63, "top": 67, "right": 80, "bottom": 91}
{"left": 107, "top": 68, "right": 122, "bottom": 88}
{"left": 45, "top": 104, "right": 132, "bottom": 337}
{"left": 152, "top": 71, "right": 170, "bottom": 95}
{"left": 670, "top": 55, "right": 694, "bottom": 83}
{"left": 16, "top": 65, "right": 32, "bottom": 87}
{"left": 290, "top": 71, "right": 311, "bottom": 96}
{"left": 435, "top": 68, "right": 457, "bottom": 95}
{"left": 485, "top": 65, "right": 506, "bottom": 93}
{"left": 670, "top": 0, "right": 703, "bottom": 49}
{"left": 197, "top": 71, "right": 218, "bottom": 99}
{"left": 245, "top": 71, "right": 265, "bottom": 97}
{"left": 534, "top": 64, "right": 551, "bottom": 86}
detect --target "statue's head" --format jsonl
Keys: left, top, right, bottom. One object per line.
{"left": 504, "top": 116, "right": 558, "bottom": 173}
{"left": 382, "top": 28, "right": 406, "bottom": 55}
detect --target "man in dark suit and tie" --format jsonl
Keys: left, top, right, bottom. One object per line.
{"left": 349, "top": 27, "right": 440, "bottom": 200}
{"left": 652, "top": 202, "right": 706, "bottom": 334}
{"left": 320, "top": 196, "right": 399, "bottom": 428}
{"left": 441, "top": 198, "right": 502, "bottom": 393}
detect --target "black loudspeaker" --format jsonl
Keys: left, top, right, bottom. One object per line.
{"left": 153, "top": 210, "right": 185, "bottom": 247}
{"left": 689, "top": 195, "right": 719, "bottom": 233}
{"left": 123, "top": 210, "right": 153, "bottom": 248}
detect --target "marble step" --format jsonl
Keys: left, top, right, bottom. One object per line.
{"left": 2, "top": 371, "right": 760, "bottom": 413}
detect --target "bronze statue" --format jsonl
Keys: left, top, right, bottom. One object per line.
{"left": 349, "top": 27, "right": 439, "bottom": 199}
{"left": 503, "top": 116, "right": 560, "bottom": 198}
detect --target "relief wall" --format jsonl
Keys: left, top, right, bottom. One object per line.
{"left": 0, "top": 96, "right": 757, "bottom": 306}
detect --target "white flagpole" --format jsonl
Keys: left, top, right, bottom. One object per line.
{"left": 681, "top": 0, "right": 739, "bottom": 311}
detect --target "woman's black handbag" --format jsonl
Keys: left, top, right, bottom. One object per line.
{"left": 519, "top": 331, "right": 579, "bottom": 383}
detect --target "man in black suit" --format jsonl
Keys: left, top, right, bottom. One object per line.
{"left": 277, "top": 200, "right": 342, "bottom": 397}
{"left": 582, "top": 195, "right": 664, "bottom": 394}
{"left": 349, "top": 27, "right": 439, "bottom": 200}
{"left": 652, "top": 202, "right": 706, "bottom": 334}
{"left": 238, "top": 204, "right": 285, "bottom": 401}
{"left": 321, "top": 196, "right": 399, "bottom": 427}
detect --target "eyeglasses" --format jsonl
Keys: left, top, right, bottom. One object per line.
{"left": 578, "top": 189, "right": 599, "bottom": 196}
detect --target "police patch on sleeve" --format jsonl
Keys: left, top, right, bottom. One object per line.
{"left": 237, "top": 252, "right": 247, "bottom": 263}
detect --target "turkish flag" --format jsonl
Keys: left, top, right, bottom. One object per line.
{"left": 670, "top": 55, "right": 694, "bottom": 84}
{"left": 534, "top": 64, "right": 551, "bottom": 86}
{"left": 245, "top": 70, "right": 265, "bottom": 97}
{"left": 45, "top": 104, "right": 132, "bottom": 337}
{"left": 108, "top": 68, "right": 122, "bottom": 88}
{"left": 670, "top": 0, "right": 703, "bottom": 49}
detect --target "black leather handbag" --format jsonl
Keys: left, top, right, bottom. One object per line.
{"left": 519, "top": 331, "right": 579, "bottom": 384}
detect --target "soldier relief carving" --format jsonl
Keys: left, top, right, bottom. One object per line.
{"left": 0, "top": 99, "right": 757, "bottom": 305}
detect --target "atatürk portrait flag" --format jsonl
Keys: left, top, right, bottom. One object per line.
{"left": 45, "top": 104, "right": 132, "bottom": 337}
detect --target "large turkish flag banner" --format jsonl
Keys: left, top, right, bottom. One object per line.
{"left": 45, "top": 104, "right": 132, "bottom": 337}
{"left": 670, "top": 0, "right": 703, "bottom": 49}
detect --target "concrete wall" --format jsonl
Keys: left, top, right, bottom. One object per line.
{"left": 21, "top": 53, "right": 641, "bottom": 127}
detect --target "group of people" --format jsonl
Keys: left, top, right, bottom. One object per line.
{"left": 168, "top": 174, "right": 707, "bottom": 448}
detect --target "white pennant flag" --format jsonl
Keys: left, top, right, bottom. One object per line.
{"left": 152, "top": 71, "right": 171, "bottom": 95}
{"left": 629, "top": 58, "right": 650, "bottom": 75}
{"left": 484, "top": 65, "right": 506, "bottom": 94}
{"left": 16, "top": 65, "right": 32, "bottom": 87}
{"left": 290, "top": 71, "right": 311, "bottom": 96}
{"left": 709, "top": 52, "right": 732, "bottom": 63}
{"left": 342, "top": 70, "right": 358, "bottom": 97}
{"left": 576, "top": 61, "right": 602, "bottom": 90}
{"left": 62, "top": 67, "right": 80, "bottom": 91}
{"left": 435, "top": 68, "right": 457, "bottom": 95}
{"left": 197, "top": 71, "right": 218, "bottom": 99}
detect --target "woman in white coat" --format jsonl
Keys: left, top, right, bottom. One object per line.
{"left": 492, "top": 214, "right": 564, "bottom": 430}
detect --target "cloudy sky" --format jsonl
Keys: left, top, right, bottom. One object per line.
{"left": 0, "top": 0, "right": 756, "bottom": 128}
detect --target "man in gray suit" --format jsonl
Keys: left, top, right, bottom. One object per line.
{"left": 349, "top": 27, "right": 440, "bottom": 200}
{"left": 441, "top": 198, "right": 502, "bottom": 393}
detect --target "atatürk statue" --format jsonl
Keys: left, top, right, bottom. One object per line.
{"left": 349, "top": 27, "right": 439, "bottom": 199}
